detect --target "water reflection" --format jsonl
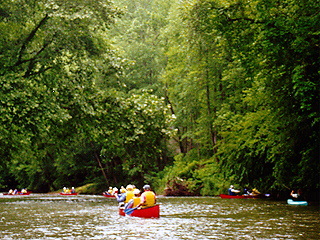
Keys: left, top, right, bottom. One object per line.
{"left": 0, "top": 195, "right": 319, "bottom": 239}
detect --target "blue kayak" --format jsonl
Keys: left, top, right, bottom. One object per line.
{"left": 287, "top": 199, "right": 308, "bottom": 206}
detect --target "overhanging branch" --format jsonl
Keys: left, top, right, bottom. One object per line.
{"left": 15, "top": 14, "right": 49, "bottom": 67}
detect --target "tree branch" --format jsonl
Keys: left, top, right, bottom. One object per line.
{"left": 23, "top": 65, "right": 53, "bottom": 78}
{"left": 17, "top": 38, "right": 53, "bottom": 65}
{"left": 15, "top": 14, "right": 49, "bottom": 66}
{"left": 22, "top": 38, "right": 55, "bottom": 77}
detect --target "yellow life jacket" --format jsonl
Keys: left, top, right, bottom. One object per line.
{"left": 142, "top": 191, "right": 156, "bottom": 208}
{"left": 132, "top": 197, "right": 141, "bottom": 208}
{"left": 125, "top": 190, "right": 134, "bottom": 203}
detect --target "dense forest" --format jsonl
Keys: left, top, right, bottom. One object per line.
{"left": 0, "top": 0, "right": 319, "bottom": 198}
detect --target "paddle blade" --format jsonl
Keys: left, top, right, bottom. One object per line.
{"left": 124, "top": 207, "right": 138, "bottom": 215}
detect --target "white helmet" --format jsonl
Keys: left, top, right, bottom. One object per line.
{"left": 133, "top": 189, "right": 140, "bottom": 195}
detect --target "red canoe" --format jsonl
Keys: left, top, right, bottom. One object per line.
{"left": 60, "top": 192, "right": 78, "bottom": 195}
{"left": 119, "top": 205, "right": 160, "bottom": 218}
{"left": 3, "top": 192, "right": 31, "bottom": 196}
{"left": 220, "top": 194, "right": 247, "bottom": 199}
{"left": 103, "top": 193, "right": 116, "bottom": 198}
{"left": 220, "top": 194, "right": 264, "bottom": 199}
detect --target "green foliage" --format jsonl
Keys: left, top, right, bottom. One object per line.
{"left": 160, "top": 0, "right": 319, "bottom": 193}
{"left": 0, "top": 0, "right": 318, "bottom": 195}
{"left": 0, "top": 0, "right": 172, "bottom": 192}
{"left": 109, "top": 0, "right": 172, "bottom": 93}
{"left": 98, "top": 91, "right": 174, "bottom": 186}
{"left": 154, "top": 152, "right": 201, "bottom": 195}
{"left": 194, "top": 160, "right": 233, "bottom": 196}
{"left": 155, "top": 150, "right": 232, "bottom": 196}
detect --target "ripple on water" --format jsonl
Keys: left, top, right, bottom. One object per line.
{"left": 0, "top": 196, "right": 319, "bottom": 239}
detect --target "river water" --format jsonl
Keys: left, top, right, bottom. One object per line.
{"left": 0, "top": 194, "right": 319, "bottom": 239}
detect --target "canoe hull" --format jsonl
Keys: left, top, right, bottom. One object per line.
{"left": 103, "top": 193, "right": 115, "bottom": 198}
{"left": 287, "top": 199, "right": 308, "bottom": 206}
{"left": 119, "top": 205, "right": 160, "bottom": 218}
{"left": 60, "top": 193, "right": 78, "bottom": 195}
{"left": 220, "top": 194, "right": 246, "bottom": 199}
{"left": 3, "top": 193, "right": 30, "bottom": 196}
{"left": 219, "top": 194, "right": 264, "bottom": 199}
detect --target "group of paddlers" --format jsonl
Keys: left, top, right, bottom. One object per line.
{"left": 228, "top": 185, "right": 265, "bottom": 197}
{"left": 7, "top": 188, "right": 28, "bottom": 195}
{"left": 104, "top": 184, "right": 156, "bottom": 210}
{"left": 62, "top": 187, "right": 76, "bottom": 194}
{"left": 229, "top": 185, "right": 306, "bottom": 200}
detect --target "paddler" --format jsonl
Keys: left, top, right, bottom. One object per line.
{"left": 124, "top": 188, "right": 141, "bottom": 210}
{"left": 250, "top": 188, "right": 261, "bottom": 196}
{"left": 228, "top": 185, "right": 240, "bottom": 196}
{"left": 115, "top": 184, "right": 135, "bottom": 206}
{"left": 107, "top": 187, "right": 113, "bottom": 195}
{"left": 124, "top": 185, "right": 134, "bottom": 203}
{"left": 137, "top": 185, "right": 156, "bottom": 209}
{"left": 120, "top": 186, "right": 126, "bottom": 193}
{"left": 290, "top": 189, "right": 304, "bottom": 201}
{"left": 104, "top": 187, "right": 113, "bottom": 196}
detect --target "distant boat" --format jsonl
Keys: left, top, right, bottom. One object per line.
{"left": 60, "top": 192, "right": 78, "bottom": 195}
{"left": 287, "top": 199, "right": 308, "bottom": 206}
{"left": 3, "top": 192, "right": 31, "bottom": 196}
{"left": 119, "top": 205, "right": 160, "bottom": 218}
{"left": 220, "top": 194, "right": 266, "bottom": 199}
{"left": 103, "top": 193, "right": 115, "bottom": 198}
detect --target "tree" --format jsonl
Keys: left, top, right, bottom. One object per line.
{"left": 109, "top": 0, "right": 172, "bottom": 92}
{"left": 158, "top": 0, "right": 319, "bottom": 194}
{"left": 0, "top": 0, "right": 123, "bottom": 191}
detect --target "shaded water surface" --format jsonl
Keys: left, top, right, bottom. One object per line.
{"left": 0, "top": 195, "right": 319, "bottom": 239}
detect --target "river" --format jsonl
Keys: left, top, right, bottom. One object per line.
{"left": 0, "top": 194, "right": 319, "bottom": 239}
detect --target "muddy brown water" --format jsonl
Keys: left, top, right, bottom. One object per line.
{"left": 0, "top": 194, "right": 319, "bottom": 239}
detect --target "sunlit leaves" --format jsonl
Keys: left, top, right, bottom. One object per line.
{"left": 109, "top": 0, "right": 172, "bottom": 91}
{"left": 0, "top": 0, "right": 124, "bottom": 190}
{"left": 159, "top": 0, "right": 319, "bottom": 192}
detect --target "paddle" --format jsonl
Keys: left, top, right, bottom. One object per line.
{"left": 124, "top": 206, "right": 139, "bottom": 215}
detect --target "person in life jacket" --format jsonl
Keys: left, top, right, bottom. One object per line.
{"left": 103, "top": 187, "right": 113, "bottom": 196}
{"left": 124, "top": 185, "right": 134, "bottom": 203}
{"left": 21, "top": 188, "right": 27, "bottom": 194}
{"left": 115, "top": 184, "right": 134, "bottom": 204}
{"left": 228, "top": 185, "right": 240, "bottom": 196}
{"left": 120, "top": 186, "right": 126, "bottom": 193}
{"left": 250, "top": 188, "right": 261, "bottom": 196}
{"left": 138, "top": 185, "right": 156, "bottom": 208}
{"left": 124, "top": 189, "right": 141, "bottom": 210}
